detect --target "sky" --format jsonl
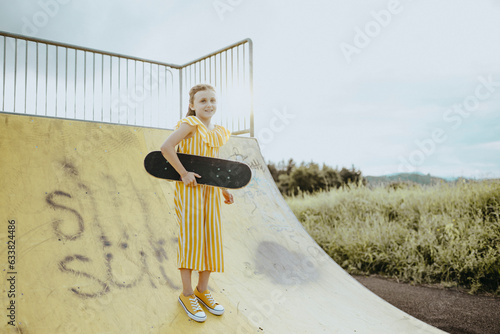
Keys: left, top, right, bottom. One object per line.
{"left": 1, "top": 0, "right": 500, "bottom": 179}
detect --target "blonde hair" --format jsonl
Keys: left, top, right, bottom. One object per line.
{"left": 186, "top": 84, "right": 216, "bottom": 117}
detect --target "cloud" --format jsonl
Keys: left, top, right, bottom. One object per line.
{"left": 466, "top": 141, "right": 500, "bottom": 151}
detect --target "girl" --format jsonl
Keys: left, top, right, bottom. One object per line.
{"left": 161, "top": 84, "right": 233, "bottom": 323}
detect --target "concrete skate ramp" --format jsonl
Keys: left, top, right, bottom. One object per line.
{"left": 0, "top": 112, "right": 445, "bottom": 333}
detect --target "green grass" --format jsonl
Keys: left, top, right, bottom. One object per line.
{"left": 286, "top": 180, "right": 500, "bottom": 294}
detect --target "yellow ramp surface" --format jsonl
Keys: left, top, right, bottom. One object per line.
{"left": 0, "top": 112, "right": 445, "bottom": 334}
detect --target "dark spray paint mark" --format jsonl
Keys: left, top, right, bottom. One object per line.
{"left": 129, "top": 181, "right": 179, "bottom": 289}
{"left": 160, "top": 265, "right": 180, "bottom": 290}
{"left": 106, "top": 249, "right": 147, "bottom": 289}
{"left": 59, "top": 255, "right": 110, "bottom": 298}
{"left": 153, "top": 239, "right": 168, "bottom": 263}
{"left": 51, "top": 174, "right": 182, "bottom": 297}
{"left": 61, "top": 161, "right": 79, "bottom": 176}
{"left": 46, "top": 191, "right": 85, "bottom": 240}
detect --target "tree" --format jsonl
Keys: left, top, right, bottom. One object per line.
{"left": 267, "top": 160, "right": 364, "bottom": 195}
{"left": 339, "top": 166, "right": 365, "bottom": 187}
{"left": 320, "top": 164, "right": 342, "bottom": 190}
{"left": 289, "top": 162, "right": 322, "bottom": 195}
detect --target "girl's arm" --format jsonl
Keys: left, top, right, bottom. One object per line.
{"left": 222, "top": 189, "right": 234, "bottom": 204}
{"left": 160, "top": 123, "right": 201, "bottom": 186}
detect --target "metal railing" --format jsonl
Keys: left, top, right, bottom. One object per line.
{"left": 0, "top": 30, "right": 254, "bottom": 136}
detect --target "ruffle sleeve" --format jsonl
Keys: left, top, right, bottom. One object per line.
{"left": 176, "top": 116, "right": 231, "bottom": 148}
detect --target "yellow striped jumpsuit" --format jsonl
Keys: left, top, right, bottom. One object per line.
{"left": 174, "top": 116, "right": 231, "bottom": 273}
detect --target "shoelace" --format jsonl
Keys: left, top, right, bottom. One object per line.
{"left": 189, "top": 296, "right": 203, "bottom": 312}
{"left": 204, "top": 292, "right": 217, "bottom": 307}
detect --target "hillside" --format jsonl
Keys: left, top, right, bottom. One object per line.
{"left": 364, "top": 172, "right": 448, "bottom": 187}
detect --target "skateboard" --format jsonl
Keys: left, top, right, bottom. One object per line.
{"left": 144, "top": 151, "right": 252, "bottom": 189}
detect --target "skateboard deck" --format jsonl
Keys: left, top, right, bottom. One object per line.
{"left": 144, "top": 151, "right": 252, "bottom": 189}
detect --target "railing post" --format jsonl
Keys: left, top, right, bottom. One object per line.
{"left": 179, "top": 68, "right": 183, "bottom": 119}
{"left": 248, "top": 39, "right": 254, "bottom": 137}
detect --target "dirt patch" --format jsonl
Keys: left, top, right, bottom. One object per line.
{"left": 354, "top": 275, "right": 500, "bottom": 334}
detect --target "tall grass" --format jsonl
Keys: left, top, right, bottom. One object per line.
{"left": 286, "top": 180, "right": 500, "bottom": 294}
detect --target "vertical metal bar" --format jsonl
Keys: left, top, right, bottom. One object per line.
{"left": 143, "top": 61, "right": 145, "bottom": 126}
{"left": 150, "top": 63, "right": 153, "bottom": 126}
{"left": 35, "top": 42, "right": 39, "bottom": 114}
{"left": 220, "top": 53, "right": 223, "bottom": 94}
{"left": 229, "top": 49, "right": 232, "bottom": 130}
{"left": 237, "top": 46, "right": 240, "bottom": 86}
{"left": 248, "top": 40, "right": 254, "bottom": 137}
{"left": 101, "top": 54, "right": 104, "bottom": 121}
{"left": 92, "top": 53, "right": 95, "bottom": 120}
{"left": 198, "top": 61, "right": 201, "bottom": 83}
{"left": 151, "top": 65, "right": 160, "bottom": 127}
{"left": 134, "top": 60, "right": 137, "bottom": 125}
{"left": 192, "top": 64, "right": 195, "bottom": 86}
{"left": 45, "top": 44, "right": 48, "bottom": 115}
{"left": 243, "top": 44, "right": 246, "bottom": 84}
{"left": 179, "top": 67, "right": 183, "bottom": 119}
{"left": 65, "top": 47, "right": 68, "bottom": 117}
{"left": 133, "top": 62, "right": 137, "bottom": 124}
{"left": 118, "top": 57, "right": 121, "bottom": 123}
{"left": 141, "top": 61, "right": 145, "bottom": 125}
{"left": 157, "top": 64, "right": 160, "bottom": 126}
{"left": 225, "top": 50, "right": 228, "bottom": 93}
{"left": 55, "top": 46, "right": 58, "bottom": 116}
{"left": 2, "top": 36, "right": 6, "bottom": 111}
{"left": 166, "top": 67, "right": 173, "bottom": 127}
{"left": 126, "top": 59, "right": 129, "bottom": 124}
{"left": 204, "top": 59, "right": 207, "bottom": 82}
{"left": 241, "top": 44, "right": 245, "bottom": 133}
{"left": 163, "top": 67, "right": 173, "bottom": 126}
{"left": 83, "top": 51, "right": 86, "bottom": 118}
{"left": 74, "top": 50, "right": 77, "bottom": 117}
{"left": 133, "top": 60, "right": 137, "bottom": 124}
{"left": 231, "top": 48, "right": 233, "bottom": 87}
{"left": 24, "top": 40, "right": 28, "bottom": 114}
{"left": 13, "top": 39, "right": 17, "bottom": 112}
{"left": 109, "top": 56, "right": 112, "bottom": 121}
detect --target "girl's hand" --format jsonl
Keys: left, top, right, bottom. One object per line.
{"left": 222, "top": 189, "right": 234, "bottom": 204}
{"left": 181, "top": 172, "right": 201, "bottom": 187}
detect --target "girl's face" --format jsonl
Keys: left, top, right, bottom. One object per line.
{"left": 190, "top": 90, "right": 217, "bottom": 121}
